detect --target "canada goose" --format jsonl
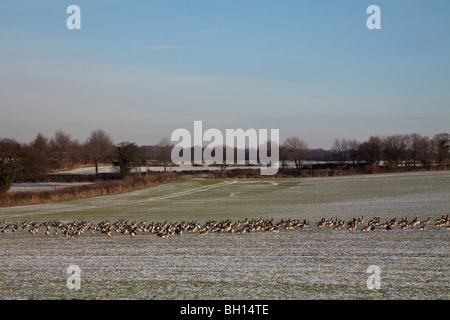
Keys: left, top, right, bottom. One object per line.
{"left": 187, "top": 225, "right": 197, "bottom": 233}
{"left": 388, "top": 218, "right": 396, "bottom": 227}
{"left": 380, "top": 221, "right": 388, "bottom": 228}
{"left": 333, "top": 221, "right": 345, "bottom": 230}
{"left": 409, "top": 218, "right": 420, "bottom": 227}
{"left": 436, "top": 220, "right": 446, "bottom": 227}
{"left": 317, "top": 219, "right": 326, "bottom": 228}
{"left": 3, "top": 215, "right": 449, "bottom": 240}
{"left": 435, "top": 215, "right": 448, "bottom": 223}
{"left": 284, "top": 223, "right": 294, "bottom": 230}
{"left": 159, "top": 232, "right": 170, "bottom": 239}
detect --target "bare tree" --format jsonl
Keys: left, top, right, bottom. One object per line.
{"left": 50, "top": 130, "right": 73, "bottom": 168}
{"left": 278, "top": 143, "right": 289, "bottom": 169}
{"left": 30, "top": 132, "right": 49, "bottom": 153}
{"left": 84, "top": 129, "right": 115, "bottom": 175}
{"left": 142, "top": 145, "right": 159, "bottom": 160}
{"left": 23, "top": 132, "right": 50, "bottom": 175}
{"left": 358, "top": 136, "right": 382, "bottom": 166}
{"left": 381, "top": 134, "right": 408, "bottom": 168}
{"left": 346, "top": 139, "right": 360, "bottom": 165}
{"left": 416, "top": 136, "right": 435, "bottom": 169}
{"left": 256, "top": 139, "right": 279, "bottom": 175}
{"left": 433, "top": 133, "right": 450, "bottom": 168}
{"left": 203, "top": 143, "right": 228, "bottom": 174}
{"left": 331, "top": 138, "right": 349, "bottom": 165}
{"left": 406, "top": 133, "right": 423, "bottom": 167}
{"left": 282, "top": 136, "right": 309, "bottom": 169}
{"left": 69, "top": 139, "right": 83, "bottom": 167}
{"left": 157, "top": 137, "right": 173, "bottom": 172}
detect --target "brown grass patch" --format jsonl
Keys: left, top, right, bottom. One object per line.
{"left": 0, "top": 172, "right": 181, "bottom": 207}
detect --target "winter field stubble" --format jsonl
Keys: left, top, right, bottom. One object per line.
{"left": 0, "top": 171, "right": 449, "bottom": 299}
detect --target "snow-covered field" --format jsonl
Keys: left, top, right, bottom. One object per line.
{"left": 0, "top": 171, "right": 449, "bottom": 299}
{"left": 54, "top": 164, "right": 276, "bottom": 174}
{"left": 8, "top": 182, "right": 93, "bottom": 193}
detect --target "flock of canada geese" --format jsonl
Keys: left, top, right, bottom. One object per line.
{"left": 0, "top": 215, "right": 449, "bottom": 239}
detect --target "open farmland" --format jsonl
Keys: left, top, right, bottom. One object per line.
{"left": 0, "top": 171, "right": 449, "bottom": 299}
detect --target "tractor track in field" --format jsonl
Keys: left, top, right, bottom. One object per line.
{"left": 144, "top": 180, "right": 238, "bottom": 201}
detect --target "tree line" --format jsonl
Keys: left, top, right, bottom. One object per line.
{"left": 269, "top": 133, "right": 449, "bottom": 170}
{"left": 0, "top": 130, "right": 137, "bottom": 192}
{"left": 0, "top": 130, "right": 449, "bottom": 192}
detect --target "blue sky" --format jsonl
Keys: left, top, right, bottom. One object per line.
{"left": 0, "top": 0, "right": 449, "bottom": 148}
